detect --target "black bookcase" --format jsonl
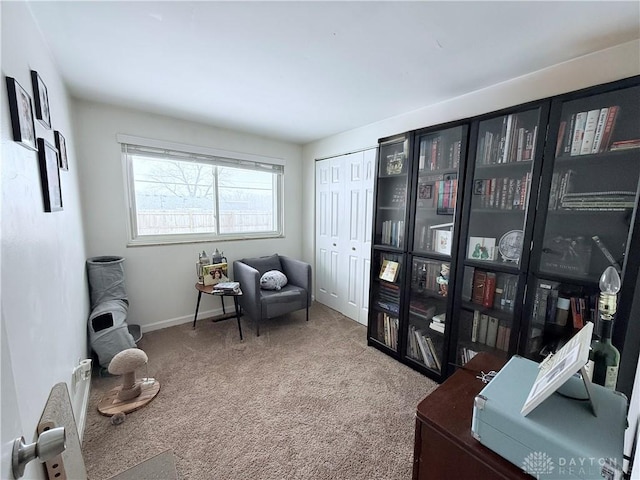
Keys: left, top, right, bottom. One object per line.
{"left": 521, "top": 77, "right": 640, "bottom": 397}
{"left": 367, "top": 76, "right": 640, "bottom": 392}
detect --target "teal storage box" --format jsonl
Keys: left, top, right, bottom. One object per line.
{"left": 471, "top": 356, "right": 626, "bottom": 479}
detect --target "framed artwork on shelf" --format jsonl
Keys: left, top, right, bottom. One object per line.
{"left": 468, "top": 237, "right": 496, "bottom": 261}
{"left": 54, "top": 130, "right": 68, "bottom": 170}
{"left": 31, "top": 70, "right": 51, "bottom": 129}
{"left": 37, "top": 138, "right": 63, "bottom": 212}
{"left": 5, "top": 77, "right": 37, "bottom": 151}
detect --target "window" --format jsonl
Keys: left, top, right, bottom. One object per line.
{"left": 121, "top": 139, "right": 283, "bottom": 244}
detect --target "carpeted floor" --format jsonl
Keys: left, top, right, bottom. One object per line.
{"left": 82, "top": 302, "right": 438, "bottom": 479}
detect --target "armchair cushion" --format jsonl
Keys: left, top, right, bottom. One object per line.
{"left": 260, "top": 270, "right": 288, "bottom": 290}
{"left": 241, "top": 254, "right": 282, "bottom": 276}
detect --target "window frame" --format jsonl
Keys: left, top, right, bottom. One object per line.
{"left": 119, "top": 135, "right": 284, "bottom": 246}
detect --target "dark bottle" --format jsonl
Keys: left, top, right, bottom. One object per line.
{"left": 589, "top": 318, "right": 620, "bottom": 390}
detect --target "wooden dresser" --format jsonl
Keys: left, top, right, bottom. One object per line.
{"left": 412, "top": 352, "right": 533, "bottom": 479}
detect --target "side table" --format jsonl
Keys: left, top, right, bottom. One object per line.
{"left": 192, "top": 283, "right": 243, "bottom": 340}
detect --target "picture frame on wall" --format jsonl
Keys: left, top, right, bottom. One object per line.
{"left": 5, "top": 77, "right": 37, "bottom": 151}
{"left": 31, "top": 70, "right": 51, "bottom": 129}
{"left": 54, "top": 130, "right": 68, "bottom": 170}
{"left": 37, "top": 138, "right": 63, "bottom": 212}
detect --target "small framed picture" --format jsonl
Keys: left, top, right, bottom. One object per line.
{"left": 5, "top": 77, "right": 37, "bottom": 151}
{"left": 54, "top": 131, "right": 68, "bottom": 171}
{"left": 418, "top": 183, "right": 433, "bottom": 200}
{"left": 37, "top": 138, "right": 63, "bottom": 212}
{"left": 31, "top": 70, "right": 51, "bottom": 129}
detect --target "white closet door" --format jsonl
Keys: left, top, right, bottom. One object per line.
{"left": 315, "top": 149, "right": 375, "bottom": 324}
{"left": 315, "top": 158, "right": 343, "bottom": 311}
{"left": 340, "top": 152, "right": 364, "bottom": 321}
{"left": 358, "top": 148, "right": 376, "bottom": 326}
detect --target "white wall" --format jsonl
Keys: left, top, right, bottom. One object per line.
{"left": 1, "top": 2, "right": 89, "bottom": 477}
{"left": 73, "top": 101, "right": 303, "bottom": 332}
{"left": 300, "top": 40, "right": 640, "bottom": 269}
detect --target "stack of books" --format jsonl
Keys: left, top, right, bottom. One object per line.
{"left": 212, "top": 282, "right": 240, "bottom": 294}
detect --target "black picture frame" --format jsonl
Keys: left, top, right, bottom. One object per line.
{"left": 31, "top": 70, "right": 51, "bottom": 129}
{"left": 37, "top": 138, "right": 63, "bottom": 212}
{"left": 54, "top": 130, "right": 68, "bottom": 171}
{"left": 5, "top": 77, "right": 37, "bottom": 151}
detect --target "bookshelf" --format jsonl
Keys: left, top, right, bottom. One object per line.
{"left": 367, "top": 75, "right": 640, "bottom": 388}
{"left": 522, "top": 77, "right": 640, "bottom": 372}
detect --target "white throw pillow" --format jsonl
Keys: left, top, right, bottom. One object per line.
{"left": 260, "top": 270, "right": 288, "bottom": 290}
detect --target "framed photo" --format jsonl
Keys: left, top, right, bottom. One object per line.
{"left": 5, "top": 77, "right": 37, "bottom": 151}
{"left": 54, "top": 131, "right": 68, "bottom": 170}
{"left": 37, "top": 138, "right": 63, "bottom": 212}
{"left": 31, "top": 70, "right": 51, "bottom": 129}
{"left": 418, "top": 183, "right": 433, "bottom": 200}
{"left": 203, "top": 262, "right": 229, "bottom": 286}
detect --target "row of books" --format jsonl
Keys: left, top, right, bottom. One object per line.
{"left": 477, "top": 114, "right": 538, "bottom": 165}
{"left": 380, "top": 220, "right": 404, "bottom": 248}
{"left": 461, "top": 267, "right": 518, "bottom": 313}
{"left": 473, "top": 172, "right": 532, "bottom": 211}
{"left": 212, "top": 281, "right": 240, "bottom": 294}
{"left": 407, "top": 324, "right": 441, "bottom": 371}
{"left": 418, "top": 137, "right": 462, "bottom": 171}
{"left": 376, "top": 312, "right": 399, "bottom": 350}
{"left": 376, "top": 282, "right": 400, "bottom": 314}
{"left": 547, "top": 169, "right": 575, "bottom": 210}
{"left": 560, "top": 191, "right": 636, "bottom": 211}
{"left": 417, "top": 175, "right": 459, "bottom": 213}
{"left": 556, "top": 106, "right": 620, "bottom": 157}
{"left": 470, "top": 311, "right": 511, "bottom": 352}
{"left": 459, "top": 347, "right": 479, "bottom": 366}
{"left": 530, "top": 281, "right": 598, "bottom": 330}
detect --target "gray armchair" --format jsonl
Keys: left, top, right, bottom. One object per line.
{"left": 233, "top": 254, "right": 312, "bottom": 336}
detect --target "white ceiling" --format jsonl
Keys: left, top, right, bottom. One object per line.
{"left": 27, "top": 1, "right": 640, "bottom": 145}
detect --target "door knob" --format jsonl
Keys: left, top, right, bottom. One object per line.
{"left": 12, "top": 427, "right": 66, "bottom": 478}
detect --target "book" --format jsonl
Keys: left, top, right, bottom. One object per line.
{"left": 579, "top": 109, "right": 601, "bottom": 154}
{"left": 472, "top": 270, "right": 487, "bottom": 305}
{"left": 482, "top": 272, "right": 497, "bottom": 308}
{"left": 429, "top": 321, "right": 445, "bottom": 334}
{"left": 599, "top": 105, "right": 619, "bottom": 152}
{"left": 570, "top": 111, "right": 587, "bottom": 156}
{"left": 590, "top": 107, "right": 609, "bottom": 153}
{"left": 485, "top": 316, "right": 499, "bottom": 348}
{"left": 478, "top": 314, "right": 489, "bottom": 344}
{"left": 471, "top": 310, "right": 480, "bottom": 343}
{"left": 425, "top": 336, "right": 442, "bottom": 371}
{"left": 379, "top": 259, "right": 400, "bottom": 282}
{"left": 415, "top": 330, "right": 436, "bottom": 369}
{"left": 212, "top": 281, "right": 240, "bottom": 293}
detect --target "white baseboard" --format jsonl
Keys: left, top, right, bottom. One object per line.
{"left": 140, "top": 306, "right": 224, "bottom": 333}
{"left": 70, "top": 366, "right": 92, "bottom": 444}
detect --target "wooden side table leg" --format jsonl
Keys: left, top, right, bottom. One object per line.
{"left": 234, "top": 296, "right": 243, "bottom": 341}
{"left": 192, "top": 291, "right": 203, "bottom": 329}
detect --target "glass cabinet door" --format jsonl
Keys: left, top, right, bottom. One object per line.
{"left": 523, "top": 81, "right": 640, "bottom": 359}
{"left": 374, "top": 137, "right": 410, "bottom": 249}
{"left": 413, "top": 125, "right": 466, "bottom": 257}
{"left": 369, "top": 250, "right": 403, "bottom": 352}
{"left": 467, "top": 108, "right": 541, "bottom": 269}
{"left": 405, "top": 257, "right": 450, "bottom": 374}
{"left": 453, "top": 105, "right": 546, "bottom": 367}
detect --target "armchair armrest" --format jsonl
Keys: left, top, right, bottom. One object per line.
{"left": 279, "top": 256, "right": 312, "bottom": 306}
{"left": 233, "top": 260, "right": 261, "bottom": 320}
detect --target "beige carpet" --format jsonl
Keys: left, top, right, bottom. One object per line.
{"left": 82, "top": 302, "right": 438, "bottom": 479}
